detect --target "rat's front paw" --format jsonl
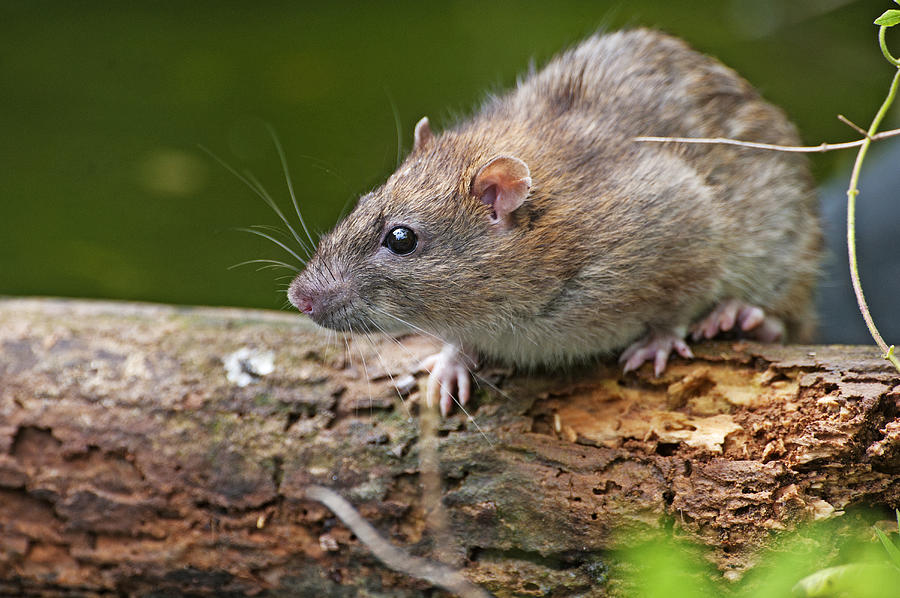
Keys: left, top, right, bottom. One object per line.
{"left": 620, "top": 328, "right": 693, "bottom": 376}
{"left": 690, "top": 299, "right": 784, "bottom": 342}
{"left": 420, "top": 344, "right": 475, "bottom": 417}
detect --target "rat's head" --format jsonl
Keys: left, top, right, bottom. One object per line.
{"left": 288, "top": 116, "right": 534, "bottom": 338}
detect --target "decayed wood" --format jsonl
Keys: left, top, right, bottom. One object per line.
{"left": 0, "top": 297, "right": 898, "bottom": 597}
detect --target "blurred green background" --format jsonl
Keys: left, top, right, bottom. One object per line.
{"left": 1, "top": 0, "right": 896, "bottom": 313}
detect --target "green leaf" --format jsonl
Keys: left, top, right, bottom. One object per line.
{"left": 875, "top": 9, "right": 900, "bottom": 27}
{"left": 874, "top": 526, "right": 900, "bottom": 568}
{"left": 793, "top": 564, "right": 900, "bottom": 597}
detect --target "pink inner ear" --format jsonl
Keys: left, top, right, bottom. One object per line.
{"left": 472, "top": 155, "right": 531, "bottom": 226}
{"left": 480, "top": 185, "right": 498, "bottom": 218}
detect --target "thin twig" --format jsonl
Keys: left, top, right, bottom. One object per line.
{"left": 304, "top": 485, "right": 492, "bottom": 598}
{"left": 837, "top": 114, "right": 869, "bottom": 137}
{"left": 633, "top": 127, "right": 900, "bottom": 153}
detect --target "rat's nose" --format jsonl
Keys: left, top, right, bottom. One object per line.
{"left": 288, "top": 267, "right": 355, "bottom": 331}
{"left": 294, "top": 295, "right": 314, "bottom": 314}
{"left": 288, "top": 281, "right": 316, "bottom": 315}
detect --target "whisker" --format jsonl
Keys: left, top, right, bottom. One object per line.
{"left": 265, "top": 124, "right": 318, "bottom": 251}
{"left": 342, "top": 332, "right": 355, "bottom": 387}
{"left": 360, "top": 320, "right": 414, "bottom": 420}
{"left": 384, "top": 86, "right": 403, "bottom": 168}
{"left": 243, "top": 170, "right": 313, "bottom": 258}
{"left": 248, "top": 223, "right": 290, "bottom": 235}
{"left": 348, "top": 323, "right": 377, "bottom": 417}
{"left": 468, "top": 367, "right": 512, "bottom": 404}
{"left": 236, "top": 227, "right": 307, "bottom": 267}
{"left": 449, "top": 397, "right": 492, "bottom": 446}
{"left": 338, "top": 192, "right": 358, "bottom": 222}
{"left": 302, "top": 158, "right": 351, "bottom": 191}
{"left": 366, "top": 319, "right": 422, "bottom": 362}
{"left": 201, "top": 145, "right": 311, "bottom": 254}
{"left": 228, "top": 259, "right": 301, "bottom": 273}
{"left": 368, "top": 305, "right": 445, "bottom": 345}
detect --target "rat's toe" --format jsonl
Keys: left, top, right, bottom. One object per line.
{"left": 439, "top": 380, "right": 454, "bottom": 418}
{"left": 419, "top": 353, "right": 439, "bottom": 372}
{"left": 752, "top": 316, "right": 784, "bottom": 342}
{"left": 456, "top": 368, "right": 471, "bottom": 406}
{"left": 621, "top": 347, "right": 653, "bottom": 373}
{"left": 692, "top": 300, "right": 782, "bottom": 342}
{"left": 425, "top": 368, "right": 443, "bottom": 411}
{"left": 673, "top": 338, "right": 694, "bottom": 359}
{"left": 621, "top": 328, "right": 692, "bottom": 376}
{"left": 653, "top": 348, "right": 670, "bottom": 377}
{"left": 738, "top": 305, "right": 765, "bottom": 331}
{"left": 692, "top": 299, "right": 740, "bottom": 340}
{"left": 715, "top": 301, "right": 740, "bottom": 333}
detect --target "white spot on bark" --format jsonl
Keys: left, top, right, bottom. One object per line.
{"left": 223, "top": 347, "right": 275, "bottom": 387}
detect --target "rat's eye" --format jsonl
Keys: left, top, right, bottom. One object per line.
{"left": 383, "top": 226, "right": 417, "bottom": 255}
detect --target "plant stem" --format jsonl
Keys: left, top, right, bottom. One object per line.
{"left": 846, "top": 26, "right": 900, "bottom": 372}
{"left": 880, "top": 24, "right": 900, "bottom": 67}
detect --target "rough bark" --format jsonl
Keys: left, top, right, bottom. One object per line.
{"left": 0, "top": 297, "right": 897, "bottom": 597}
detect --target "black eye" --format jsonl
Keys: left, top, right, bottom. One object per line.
{"left": 383, "top": 226, "right": 418, "bottom": 255}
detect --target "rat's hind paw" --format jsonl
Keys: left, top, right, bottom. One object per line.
{"left": 420, "top": 344, "right": 473, "bottom": 417}
{"left": 620, "top": 328, "right": 693, "bottom": 377}
{"left": 690, "top": 299, "right": 784, "bottom": 342}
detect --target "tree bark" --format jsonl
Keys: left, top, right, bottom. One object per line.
{"left": 0, "top": 297, "right": 897, "bottom": 597}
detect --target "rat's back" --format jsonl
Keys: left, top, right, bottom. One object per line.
{"left": 457, "top": 28, "right": 820, "bottom": 362}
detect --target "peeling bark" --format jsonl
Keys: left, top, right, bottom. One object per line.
{"left": 0, "top": 297, "right": 897, "bottom": 597}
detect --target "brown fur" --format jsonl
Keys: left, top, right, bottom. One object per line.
{"left": 290, "top": 29, "right": 821, "bottom": 368}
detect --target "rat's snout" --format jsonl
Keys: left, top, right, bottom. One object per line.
{"left": 287, "top": 267, "right": 356, "bottom": 331}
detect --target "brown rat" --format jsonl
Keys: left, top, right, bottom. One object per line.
{"left": 288, "top": 29, "right": 821, "bottom": 415}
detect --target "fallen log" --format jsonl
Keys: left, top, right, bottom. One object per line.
{"left": 0, "top": 297, "right": 897, "bottom": 596}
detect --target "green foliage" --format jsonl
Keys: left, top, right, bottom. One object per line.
{"left": 617, "top": 511, "right": 900, "bottom": 598}
{"left": 872, "top": 510, "right": 900, "bottom": 569}
{"left": 874, "top": 10, "right": 900, "bottom": 27}
{"left": 617, "top": 536, "right": 719, "bottom": 598}
{"left": 792, "top": 563, "right": 900, "bottom": 598}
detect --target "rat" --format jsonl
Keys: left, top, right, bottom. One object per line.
{"left": 288, "top": 29, "right": 821, "bottom": 416}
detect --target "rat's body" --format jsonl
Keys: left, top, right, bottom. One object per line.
{"left": 289, "top": 29, "right": 820, "bottom": 414}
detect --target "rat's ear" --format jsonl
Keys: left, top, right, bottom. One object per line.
{"left": 413, "top": 116, "right": 434, "bottom": 152}
{"left": 472, "top": 155, "right": 532, "bottom": 227}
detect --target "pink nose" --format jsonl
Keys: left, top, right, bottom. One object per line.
{"left": 288, "top": 278, "right": 316, "bottom": 314}
{"left": 294, "top": 294, "right": 314, "bottom": 315}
